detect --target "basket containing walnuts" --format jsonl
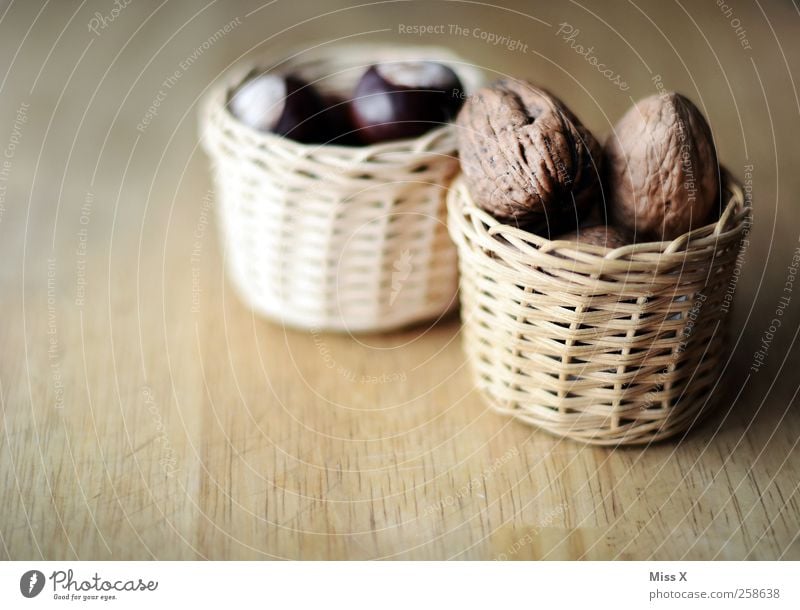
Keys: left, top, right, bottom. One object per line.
{"left": 200, "top": 43, "right": 484, "bottom": 332}
{"left": 447, "top": 79, "right": 750, "bottom": 445}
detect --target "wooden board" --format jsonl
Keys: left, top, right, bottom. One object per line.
{"left": 1, "top": 0, "right": 799, "bottom": 560}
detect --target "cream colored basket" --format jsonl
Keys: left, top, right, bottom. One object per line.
{"left": 200, "top": 44, "right": 484, "bottom": 332}
{"left": 448, "top": 171, "right": 750, "bottom": 445}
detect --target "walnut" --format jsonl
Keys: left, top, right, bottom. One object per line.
{"left": 456, "top": 79, "right": 602, "bottom": 227}
{"left": 604, "top": 92, "right": 718, "bottom": 241}
{"left": 557, "top": 224, "right": 631, "bottom": 249}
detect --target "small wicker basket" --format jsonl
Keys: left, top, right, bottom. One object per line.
{"left": 447, "top": 171, "right": 750, "bottom": 445}
{"left": 200, "top": 44, "right": 484, "bottom": 332}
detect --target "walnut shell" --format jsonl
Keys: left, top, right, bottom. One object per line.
{"left": 558, "top": 224, "right": 631, "bottom": 249}
{"left": 456, "top": 79, "right": 602, "bottom": 226}
{"left": 604, "top": 92, "right": 718, "bottom": 240}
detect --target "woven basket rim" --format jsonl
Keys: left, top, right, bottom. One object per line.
{"left": 203, "top": 42, "right": 485, "bottom": 158}
{"left": 448, "top": 168, "right": 751, "bottom": 262}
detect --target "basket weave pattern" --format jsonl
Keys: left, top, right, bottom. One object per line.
{"left": 448, "top": 173, "right": 749, "bottom": 445}
{"left": 201, "top": 45, "right": 483, "bottom": 332}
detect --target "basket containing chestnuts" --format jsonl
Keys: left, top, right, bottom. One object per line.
{"left": 200, "top": 44, "right": 484, "bottom": 332}
{"left": 447, "top": 79, "right": 750, "bottom": 445}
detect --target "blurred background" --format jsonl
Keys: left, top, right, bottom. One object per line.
{"left": 1, "top": 0, "right": 798, "bottom": 560}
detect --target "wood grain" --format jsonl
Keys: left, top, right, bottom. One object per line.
{"left": 1, "top": 0, "right": 799, "bottom": 560}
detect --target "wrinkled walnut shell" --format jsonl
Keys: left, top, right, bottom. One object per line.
{"left": 605, "top": 92, "right": 719, "bottom": 241}
{"left": 558, "top": 224, "right": 631, "bottom": 249}
{"left": 456, "top": 79, "right": 602, "bottom": 227}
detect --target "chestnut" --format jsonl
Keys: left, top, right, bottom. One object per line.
{"left": 228, "top": 72, "right": 325, "bottom": 144}
{"left": 350, "top": 61, "right": 463, "bottom": 145}
{"left": 319, "top": 94, "right": 360, "bottom": 146}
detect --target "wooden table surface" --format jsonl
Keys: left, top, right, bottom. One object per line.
{"left": 2, "top": 0, "right": 799, "bottom": 560}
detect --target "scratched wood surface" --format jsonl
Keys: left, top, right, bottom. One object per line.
{"left": 1, "top": 0, "right": 799, "bottom": 560}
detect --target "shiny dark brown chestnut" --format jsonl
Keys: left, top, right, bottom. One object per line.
{"left": 228, "top": 72, "right": 325, "bottom": 144}
{"left": 349, "top": 61, "right": 464, "bottom": 145}
{"left": 319, "top": 94, "right": 360, "bottom": 146}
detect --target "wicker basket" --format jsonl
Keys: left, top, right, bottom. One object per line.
{"left": 200, "top": 44, "right": 484, "bottom": 332}
{"left": 447, "top": 171, "right": 750, "bottom": 445}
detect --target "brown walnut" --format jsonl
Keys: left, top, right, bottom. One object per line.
{"left": 456, "top": 79, "right": 602, "bottom": 227}
{"left": 558, "top": 224, "right": 631, "bottom": 249}
{"left": 604, "top": 92, "right": 718, "bottom": 241}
